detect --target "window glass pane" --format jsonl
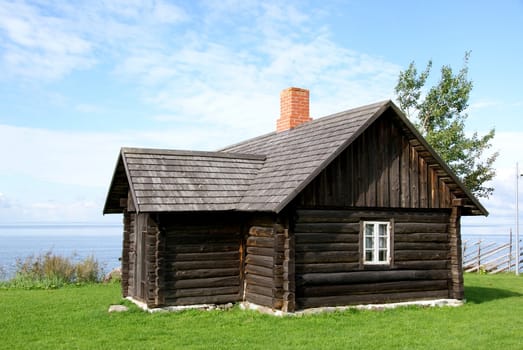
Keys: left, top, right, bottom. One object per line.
{"left": 379, "top": 237, "right": 387, "bottom": 248}
{"left": 365, "top": 224, "right": 374, "bottom": 237}
{"left": 365, "top": 251, "right": 373, "bottom": 262}
{"left": 379, "top": 250, "right": 387, "bottom": 262}
{"left": 363, "top": 221, "right": 390, "bottom": 264}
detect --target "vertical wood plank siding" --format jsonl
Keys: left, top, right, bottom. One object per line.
{"left": 161, "top": 214, "right": 242, "bottom": 306}
{"left": 293, "top": 209, "right": 451, "bottom": 309}
{"left": 298, "top": 113, "right": 455, "bottom": 209}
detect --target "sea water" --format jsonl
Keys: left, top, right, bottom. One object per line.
{"left": 0, "top": 224, "right": 122, "bottom": 280}
{"left": 0, "top": 224, "right": 517, "bottom": 280}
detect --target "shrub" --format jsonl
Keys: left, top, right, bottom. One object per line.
{"left": 1, "top": 251, "right": 104, "bottom": 289}
{"left": 75, "top": 256, "right": 101, "bottom": 283}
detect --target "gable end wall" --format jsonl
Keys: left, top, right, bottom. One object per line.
{"left": 297, "top": 110, "right": 455, "bottom": 209}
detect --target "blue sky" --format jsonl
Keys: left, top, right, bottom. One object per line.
{"left": 0, "top": 0, "right": 522, "bottom": 235}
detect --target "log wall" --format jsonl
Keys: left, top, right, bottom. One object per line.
{"left": 160, "top": 213, "right": 242, "bottom": 306}
{"left": 244, "top": 225, "right": 292, "bottom": 310}
{"left": 294, "top": 209, "right": 452, "bottom": 309}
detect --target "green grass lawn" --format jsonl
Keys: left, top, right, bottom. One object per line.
{"left": 1, "top": 273, "right": 522, "bottom": 349}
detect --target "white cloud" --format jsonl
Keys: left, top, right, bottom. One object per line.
{"left": 0, "top": 192, "right": 11, "bottom": 208}
{"left": 118, "top": 17, "right": 401, "bottom": 131}
{"left": 153, "top": 0, "right": 188, "bottom": 23}
{"left": 0, "top": 0, "right": 187, "bottom": 80}
{"left": 0, "top": 123, "right": 246, "bottom": 188}
{"left": 469, "top": 98, "right": 501, "bottom": 112}
{"left": 0, "top": 1, "right": 95, "bottom": 79}
{"left": 0, "top": 123, "right": 243, "bottom": 223}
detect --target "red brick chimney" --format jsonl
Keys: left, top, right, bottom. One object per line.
{"left": 276, "top": 87, "right": 312, "bottom": 132}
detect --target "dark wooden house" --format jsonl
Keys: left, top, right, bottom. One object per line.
{"left": 104, "top": 87, "right": 487, "bottom": 312}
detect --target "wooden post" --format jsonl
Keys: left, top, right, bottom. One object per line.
{"left": 477, "top": 240, "right": 481, "bottom": 273}
{"left": 154, "top": 215, "right": 165, "bottom": 307}
{"left": 449, "top": 199, "right": 465, "bottom": 299}
{"left": 121, "top": 209, "right": 131, "bottom": 298}
{"left": 282, "top": 227, "right": 295, "bottom": 312}
{"left": 272, "top": 224, "right": 285, "bottom": 310}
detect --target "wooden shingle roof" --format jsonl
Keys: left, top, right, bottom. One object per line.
{"left": 220, "top": 101, "right": 388, "bottom": 211}
{"left": 103, "top": 148, "right": 265, "bottom": 213}
{"left": 104, "top": 100, "right": 487, "bottom": 216}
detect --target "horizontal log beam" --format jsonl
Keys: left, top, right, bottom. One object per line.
{"left": 295, "top": 233, "right": 358, "bottom": 244}
{"left": 394, "top": 233, "right": 448, "bottom": 243}
{"left": 393, "top": 260, "right": 449, "bottom": 270}
{"left": 395, "top": 222, "right": 448, "bottom": 233}
{"left": 298, "top": 280, "right": 449, "bottom": 297}
{"left": 294, "top": 223, "right": 360, "bottom": 234}
{"left": 245, "top": 264, "right": 273, "bottom": 278}
{"left": 394, "top": 242, "right": 448, "bottom": 251}
{"left": 249, "top": 226, "right": 274, "bottom": 237}
{"left": 246, "top": 283, "right": 273, "bottom": 298}
{"left": 171, "top": 251, "right": 239, "bottom": 262}
{"left": 297, "top": 269, "right": 449, "bottom": 286}
{"left": 167, "top": 233, "right": 240, "bottom": 244}
{"left": 295, "top": 262, "right": 360, "bottom": 274}
{"left": 246, "top": 273, "right": 274, "bottom": 288}
{"left": 166, "top": 243, "right": 240, "bottom": 253}
{"left": 169, "top": 260, "right": 239, "bottom": 270}
{"left": 295, "top": 243, "right": 359, "bottom": 252}
{"left": 395, "top": 250, "right": 449, "bottom": 261}
{"left": 246, "top": 246, "right": 272, "bottom": 256}
{"left": 169, "top": 293, "right": 240, "bottom": 306}
{"left": 247, "top": 236, "right": 274, "bottom": 248}
{"left": 168, "top": 286, "right": 239, "bottom": 298}
{"left": 172, "top": 267, "right": 239, "bottom": 280}
{"left": 297, "top": 289, "right": 449, "bottom": 309}
{"left": 296, "top": 251, "right": 359, "bottom": 264}
{"left": 246, "top": 292, "right": 273, "bottom": 308}
{"left": 246, "top": 255, "right": 273, "bottom": 269}
{"left": 296, "top": 210, "right": 449, "bottom": 224}
{"left": 170, "top": 276, "right": 240, "bottom": 289}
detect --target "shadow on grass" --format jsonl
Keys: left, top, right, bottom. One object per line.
{"left": 465, "top": 286, "right": 522, "bottom": 304}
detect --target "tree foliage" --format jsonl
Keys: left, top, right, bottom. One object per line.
{"left": 395, "top": 52, "right": 498, "bottom": 198}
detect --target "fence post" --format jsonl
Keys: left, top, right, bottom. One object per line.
{"left": 509, "top": 229, "right": 512, "bottom": 272}
{"left": 477, "top": 241, "right": 481, "bottom": 273}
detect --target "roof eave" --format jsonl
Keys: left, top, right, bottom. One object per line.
{"left": 102, "top": 152, "right": 125, "bottom": 215}
{"left": 387, "top": 103, "right": 488, "bottom": 217}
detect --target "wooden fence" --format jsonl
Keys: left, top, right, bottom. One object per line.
{"left": 463, "top": 232, "right": 522, "bottom": 274}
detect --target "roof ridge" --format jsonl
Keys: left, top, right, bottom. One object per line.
{"left": 220, "top": 100, "right": 390, "bottom": 152}
{"left": 121, "top": 147, "right": 266, "bottom": 161}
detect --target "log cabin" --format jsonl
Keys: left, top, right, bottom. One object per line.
{"left": 103, "top": 87, "right": 487, "bottom": 312}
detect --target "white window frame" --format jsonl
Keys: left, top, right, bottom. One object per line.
{"left": 363, "top": 221, "right": 391, "bottom": 265}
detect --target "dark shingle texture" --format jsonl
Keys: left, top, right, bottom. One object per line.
{"left": 220, "top": 101, "right": 388, "bottom": 211}
{"left": 104, "top": 100, "right": 486, "bottom": 215}
{"left": 108, "top": 148, "right": 265, "bottom": 213}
